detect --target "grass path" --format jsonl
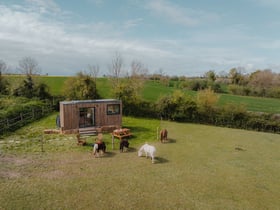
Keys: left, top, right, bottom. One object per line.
{"left": 1, "top": 119, "right": 280, "bottom": 209}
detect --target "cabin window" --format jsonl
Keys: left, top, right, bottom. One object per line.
{"left": 107, "top": 104, "right": 120, "bottom": 115}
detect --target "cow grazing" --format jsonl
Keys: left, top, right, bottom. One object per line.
{"left": 160, "top": 129, "right": 168, "bottom": 143}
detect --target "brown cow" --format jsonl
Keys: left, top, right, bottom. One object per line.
{"left": 160, "top": 129, "right": 168, "bottom": 143}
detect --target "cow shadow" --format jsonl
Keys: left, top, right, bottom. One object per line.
{"left": 161, "top": 138, "right": 176, "bottom": 144}
{"left": 118, "top": 147, "right": 137, "bottom": 153}
{"left": 154, "top": 157, "right": 169, "bottom": 164}
{"left": 99, "top": 151, "right": 116, "bottom": 158}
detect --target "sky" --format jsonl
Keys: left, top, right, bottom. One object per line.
{"left": 1, "top": 0, "right": 280, "bottom": 76}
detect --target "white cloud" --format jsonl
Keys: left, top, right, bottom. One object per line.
{"left": 24, "top": 0, "right": 62, "bottom": 14}
{"left": 145, "top": 0, "right": 219, "bottom": 27}
{"left": 0, "top": 4, "right": 173, "bottom": 75}
{"left": 257, "top": 40, "right": 280, "bottom": 49}
{"left": 0, "top": 1, "right": 279, "bottom": 76}
{"left": 146, "top": 0, "right": 198, "bottom": 26}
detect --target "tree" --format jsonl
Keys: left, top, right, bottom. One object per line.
{"left": 62, "top": 72, "right": 100, "bottom": 100}
{"left": 229, "top": 68, "right": 244, "bottom": 85}
{"left": 13, "top": 75, "right": 34, "bottom": 98}
{"left": 0, "top": 59, "right": 7, "bottom": 76}
{"left": 128, "top": 60, "right": 147, "bottom": 97}
{"left": 108, "top": 52, "right": 123, "bottom": 95}
{"left": 156, "top": 90, "right": 197, "bottom": 121}
{"left": 18, "top": 56, "right": 41, "bottom": 76}
{"left": 0, "top": 59, "right": 9, "bottom": 94}
{"left": 248, "top": 69, "right": 275, "bottom": 97}
{"left": 87, "top": 64, "right": 99, "bottom": 83}
{"left": 36, "top": 83, "right": 51, "bottom": 100}
{"left": 196, "top": 88, "right": 219, "bottom": 111}
{"left": 113, "top": 61, "right": 146, "bottom": 108}
{"left": 205, "top": 70, "right": 216, "bottom": 82}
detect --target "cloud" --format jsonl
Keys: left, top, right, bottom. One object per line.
{"left": 0, "top": 1, "right": 279, "bottom": 76}
{"left": 24, "top": 0, "right": 62, "bottom": 14}
{"left": 0, "top": 3, "right": 172, "bottom": 75}
{"left": 251, "top": 0, "right": 280, "bottom": 9}
{"left": 145, "top": 0, "right": 219, "bottom": 27}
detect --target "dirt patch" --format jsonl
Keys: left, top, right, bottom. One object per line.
{"left": 0, "top": 154, "right": 32, "bottom": 166}
{"left": 0, "top": 154, "right": 33, "bottom": 179}
{"left": 0, "top": 171, "right": 21, "bottom": 179}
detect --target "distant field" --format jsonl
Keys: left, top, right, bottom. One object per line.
{"left": 4, "top": 75, "right": 280, "bottom": 113}
{"left": 219, "top": 94, "right": 280, "bottom": 113}
{"left": 141, "top": 80, "right": 178, "bottom": 101}
{"left": 38, "top": 76, "right": 68, "bottom": 96}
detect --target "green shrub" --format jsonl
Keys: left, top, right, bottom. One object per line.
{"left": 0, "top": 96, "right": 53, "bottom": 135}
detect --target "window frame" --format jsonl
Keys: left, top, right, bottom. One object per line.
{"left": 107, "top": 104, "right": 120, "bottom": 115}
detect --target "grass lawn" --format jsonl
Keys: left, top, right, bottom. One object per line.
{"left": 1, "top": 114, "right": 280, "bottom": 209}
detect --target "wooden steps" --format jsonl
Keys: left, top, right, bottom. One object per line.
{"left": 78, "top": 127, "right": 100, "bottom": 136}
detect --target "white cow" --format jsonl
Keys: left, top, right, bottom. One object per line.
{"left": 138, "top": 143, "right": 156, "bottom": 163}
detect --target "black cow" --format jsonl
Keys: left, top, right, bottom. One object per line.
{"left": 120, "top": 139, "right": 129, "bottom": 152}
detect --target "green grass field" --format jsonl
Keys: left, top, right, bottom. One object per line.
{"left": 1, "top": 114, "right": 280, "bottom": 209}
{"left": 38, "top": 76, "right": 68, "bottom": 96}
{"left": 218, "top": 93, "right": 280, "bottom": 113}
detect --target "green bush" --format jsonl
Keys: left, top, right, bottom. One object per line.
{"left": 0, "top": 96, "right": 53, "bottom": 135}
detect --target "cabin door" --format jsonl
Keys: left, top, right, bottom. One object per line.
{"left": 79, "top": 107, "right": 96, "bottom": 128}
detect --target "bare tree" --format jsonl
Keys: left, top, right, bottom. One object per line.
{"left": 18, "top": 56, "right": 41, "bottom": 76}
{"left": 0, "top": 59, "right": 7, "bottom": 77}
{"left": 130, "top": 60, "right": 148, "bottom": 77}
{"left": 87, "top": 64, "right": 99, "bottom": 82}
{"left": 108, "top": 52, "right": 123, "bottom": 91}
{"left": 129, "top": 60, "right": 147, "bottom": 94}
{"left": 0, "top": 59, "right": 9, "bottom": 94}
{"left": 110, "top": 52, "right": 123, "bottom": 77}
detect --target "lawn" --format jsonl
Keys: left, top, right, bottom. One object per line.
{"left": 1, "top": 114, "right": 280, "bottom": 209}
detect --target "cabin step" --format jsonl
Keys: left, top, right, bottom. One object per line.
{"left": 79, "top": 128, "right": 98, "bottom": 136}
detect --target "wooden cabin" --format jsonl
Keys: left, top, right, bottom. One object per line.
{"left": 59, "top": 99, "right": 122, "bottom": 134}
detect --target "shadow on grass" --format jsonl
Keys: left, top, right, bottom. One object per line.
{"left": 126, "top": 147, "right": 137, "bottom": 153}
{"left": 116, "top": 147, "right": 137, "bottom": 153}
{"left": 101, "top": 151, "right": 116, "bottom": 158}
{"left": 154, "top": 157, "right": 169, "bottom": 164}
{"left": 161, "top": 138, "right": 176, "bottom": 144}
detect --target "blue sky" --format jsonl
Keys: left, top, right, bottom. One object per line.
{"left": 1, "top": 0, "right": 280, "bottom": 76}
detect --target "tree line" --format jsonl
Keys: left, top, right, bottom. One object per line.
{"left": 178, "top": 68, "right": 280, "bottom": 98}
{"left": 1, "top": 54, "right": 280, "bottom": 134}
{"left": 0, "top": 57, "right": 50, "bottom": 99}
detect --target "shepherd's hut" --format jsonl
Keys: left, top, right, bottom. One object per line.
{"left": 59, "top": 99, "right": 122, "bottom": 134}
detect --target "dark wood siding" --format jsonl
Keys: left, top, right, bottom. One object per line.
{"left": 60, "top": 99, "right": 122, "bottom": 133}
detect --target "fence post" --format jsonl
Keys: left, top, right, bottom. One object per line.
{"left": 41, "top": 135, "right": 45, "bottom": 152}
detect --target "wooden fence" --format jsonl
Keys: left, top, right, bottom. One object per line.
{"left": 0, "top": 105, "right": 53, "bottom": 135}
